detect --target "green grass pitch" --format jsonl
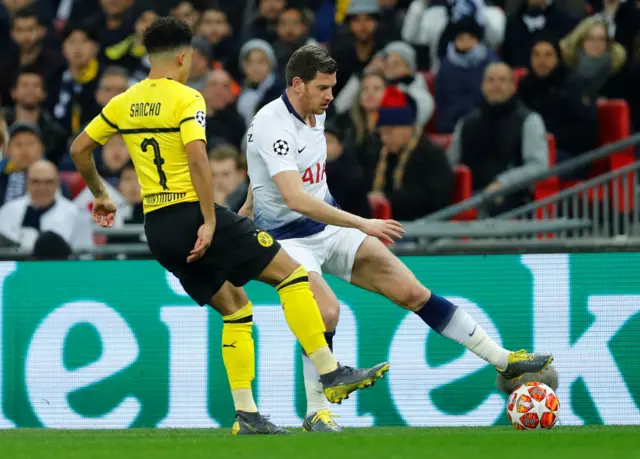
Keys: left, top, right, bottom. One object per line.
{"left": 1, "top": 426, "right": 639, "bottom": 459}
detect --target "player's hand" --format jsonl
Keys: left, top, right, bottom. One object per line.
{"left": 187, "top": 222, "right": 215, "bottom": 263}
{"left": 91, "top": 195, "right": 117, "bottom": 228}
{"left": 359, "top": 219, "right": 405, "bottom": 244}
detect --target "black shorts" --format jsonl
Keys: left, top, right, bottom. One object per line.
{"left": 144, "top": 202, "right": 281, "bottom": 305}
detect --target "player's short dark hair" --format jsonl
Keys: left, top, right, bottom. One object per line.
{"left": 285, "top": 45, "right": 337, "bottom": 86}
{"left": 143, "top": 16, "right": 193, "bottom": 55}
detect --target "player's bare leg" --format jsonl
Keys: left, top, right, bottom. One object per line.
{"left": 208, "top": 283, "right": 288, "bottom": 435}
{"left": 301, "top": 273, "right": 342, "bottom": 432}
{"left": 350, "top": 237, "right": 553, "bottom": 381}
{"left": 257, "top": 248, "right": 389, "bottom": 404}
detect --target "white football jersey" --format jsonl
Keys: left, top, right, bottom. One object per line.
{"left": 246, "top": 93, "right": 337, "bottom": 239}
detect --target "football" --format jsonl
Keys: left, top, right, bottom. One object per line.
{"left": 506, "top": 382, "right": 559, "bottom": 430}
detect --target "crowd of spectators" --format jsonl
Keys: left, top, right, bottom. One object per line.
{"left": 0, "top": 0, "right": 638, "bottom": 256}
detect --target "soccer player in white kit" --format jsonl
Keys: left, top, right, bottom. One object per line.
{"left": 242, "top": 45, "right": 554, "bottom": 432}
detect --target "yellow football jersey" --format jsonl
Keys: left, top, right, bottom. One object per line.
{"left": 84, "top": 78, "right": 207, "bottom": 213}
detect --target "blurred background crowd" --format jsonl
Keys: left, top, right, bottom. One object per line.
{"left": 0, "top": 0, "right": 638, "bottom": 257}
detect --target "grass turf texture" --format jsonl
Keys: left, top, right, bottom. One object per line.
{"left": 1, "top": 426, "right": 638, "bottom": 459}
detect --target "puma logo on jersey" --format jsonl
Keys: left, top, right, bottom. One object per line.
{"left": 223, "top": 342, "right": 238, "bottom": 348}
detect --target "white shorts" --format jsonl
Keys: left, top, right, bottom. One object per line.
{"left": 279, "top": 225, "right": 368, "bottom": 282}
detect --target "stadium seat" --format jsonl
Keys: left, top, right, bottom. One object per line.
{"left": 59, "top": 172, "right": 86, "bottom": 198}
{"left": 368, "top": 194, "right": 393, "bottom": 220}
{"left": 593, "top": 99, "right": 634, "bottom": 175}
{"left": 452, "top": 165, "right": 477, "bottom": 220}
{"left": 559, "top": 100, "right": 635, "bottom": 213}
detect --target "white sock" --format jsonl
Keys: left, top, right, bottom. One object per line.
{"left": 231, "top": 388, "right": 258, "bottom": 413}
{"left": 302, "top": 353, "right": 330, "bottom": 416}
{"left": 440, "top": 308, "right": 510, "bottom": 370}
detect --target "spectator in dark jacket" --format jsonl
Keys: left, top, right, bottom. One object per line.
{"left": 518, "top": 35, "right": 599, "bottom": 164}
{"left": 366, "top": 86, "right": 454, "bottom": 220}
{"left": 4, "top": 69, "right": 68, "bottom": 166}
{"left": 330, "top": 0, "right": 389, "bottom": 97}
{"left": 502, "top": 0, "right": 578, "bottom": 69}
{"left": 324, "top": 120, "right": 372, "bottom": 218}
{"left": 448, "top": 63, "right": 549, "bottom": 214}
{"left": 202, "top": 69, "right": 247, "bottom": 150}
{"left": 195, "top": 4, "right": 239, "bottom": 78}
{"left": 101, "top": 4, "right": 161, "bottom": 82}
{"left": 436, "top": 16, "right": 500, "bottom": 133}
{"left": 0, "top": 6, "right": 65, "bottom": 109}
{"left": 86, "top": 0, "right": 136, "bottom": 55}
{"left": 53, "top": 25, "right": 102, "bottom": 137}
{"left": 247, "top": 0, "right": 287, "bottom": 44}
{"left": 272, "top": 8, "right": 319, "bottom": 75}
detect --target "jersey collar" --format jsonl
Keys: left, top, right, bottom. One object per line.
{"left": 281, "top": 91, "right": 306, "bottom": 125}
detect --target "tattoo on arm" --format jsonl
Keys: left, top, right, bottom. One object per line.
{"left": 74, "top": 153, "right": 107, "bottom": 198}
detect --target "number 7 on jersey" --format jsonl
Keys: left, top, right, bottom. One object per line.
{"left": 141, "top": 138, "right": 169, "bottom": 190}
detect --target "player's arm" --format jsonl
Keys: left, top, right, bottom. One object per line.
{"left": 273, "top": 171, "right": 366, "bottom": 229}
{"left": 238, "top": 185, "right": 254, "bottom": 219}
{"left": 70, "top": 131, "right": 108, "bottom": 198}
{"left": 185, "top": 139, "right": 215, "bottom": 226}
{"left": 70, "top": 99, "right": 121, "bottom": 198}
{"left": 180, "top": 94, "right": 215, "bottom": 226}
{"left": 256, "top": 126, "right": 403, "bottom": 242}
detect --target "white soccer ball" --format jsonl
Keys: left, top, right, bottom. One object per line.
{"left": 506, "top": 382, "right": 559, "bottom": 430}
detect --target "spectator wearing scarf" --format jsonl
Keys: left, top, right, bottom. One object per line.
{"left": 560, "top": 17, "right": 627, "bottom": 99}
{"left": 518, "top": 34, "right": 599, "bottom": 165}
{"left": 365, "top": 86, "right": 454, "bottom": 220}
{"left": 435, "top": 16, "right": 500, "bottom": 133}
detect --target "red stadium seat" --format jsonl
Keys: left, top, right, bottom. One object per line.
{"left": 594, "top": 99, "right": 634, "bottom": 175}
{"left": 559, "top": 100, "right": 635, "bottom": 213}
{"left": 368, "top": 194, "right": 392, "bottom": 220}
{"left": 59, "top": 172, "right": 86, "bottom": 198}
{"left": 452, "top": 165, "right": 477, "bottom": 220}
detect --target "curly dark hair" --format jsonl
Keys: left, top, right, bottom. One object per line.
{"left": 143, "top": 16, "right": 193, "bottom": 55}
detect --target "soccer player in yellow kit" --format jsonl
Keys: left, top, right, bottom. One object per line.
{"left": 69, "top": 16, "right": 389, "bottom": 435}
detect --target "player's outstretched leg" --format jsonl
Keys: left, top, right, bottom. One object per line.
{"left": 257, "top": 249, "right": 389, "bottom": 404}
{"left": 301, "top": 273, "right": 341, "bottom": 432}
{"left": 350, "top": 238, "right": 553, "bottom": 381}
{"left": 209, "top": 283, "right": 288, "bottom": 435}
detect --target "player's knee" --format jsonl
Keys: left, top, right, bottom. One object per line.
{"left": 395, "top": 284, "right": 431, "bottom": 312}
